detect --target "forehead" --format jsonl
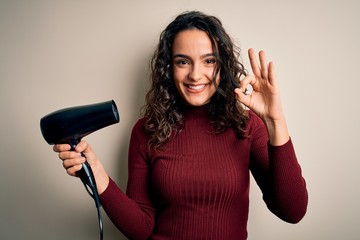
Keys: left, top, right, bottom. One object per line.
{"left": 172, "top": 29, "right": 213, "bottom": 55}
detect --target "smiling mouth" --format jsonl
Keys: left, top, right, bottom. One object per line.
{"left": 186, "top": 84, "right": 207, "bottom": 91}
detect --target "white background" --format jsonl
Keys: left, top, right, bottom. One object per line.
{"left": 0, "top": 0, "right": 359, "bottom": 239}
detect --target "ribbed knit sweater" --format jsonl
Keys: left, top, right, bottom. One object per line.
{"left": 99, "top": 105, "right": 308, "bottom": 240}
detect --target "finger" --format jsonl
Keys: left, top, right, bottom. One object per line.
{"left": 259, "top": 50, "right": 268, "bottom": 78}
{"left": 76, "top": 141, "right": 98, "bottom": 165}
{"left": 248, "top": 48, "right": 261, "bottom": 77}
{"left": 53, "top": 144, "right": 71, "bottom": 153}
{"left": 66, "top": 164, "right": 83, "bottom": 177}
{"left": 234, "top": 87, "right": 252, "bottom": 108}
{"left": 62, "top": 157, "right": 86, "bottom": 170}
{"left": 235, "top": 79, "right": 253, "bottom": 102}
{"left": 268, "top": 61, "right": 277, "bottom": 86}
{"left": 74, "top": 140, "right": 88, "bottom": 153}
{"left": 58, "top": 151, "right": 81, "bottom": 161}
{"left": 234, "top": 87, "right": 247, "bottom": 99}
{"left": 239, "top": 75, "right": 257, "bottom": 94}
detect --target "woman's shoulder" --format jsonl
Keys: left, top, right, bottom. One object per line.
{"left": 129, "top": 117, "right": 150, "bottom": 145}
{"left": 131, "top": 117, "right": 148, "bottom": 135}
{"left": 133, "top": 116, "right": 147, "bottom": 127}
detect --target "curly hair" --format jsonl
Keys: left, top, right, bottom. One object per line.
{"left": 141, "top": 11, "right": 249, "bottom": 149}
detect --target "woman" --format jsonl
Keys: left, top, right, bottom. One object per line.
{"left": 54, "top": 11, "right": 308, "bottom": 240}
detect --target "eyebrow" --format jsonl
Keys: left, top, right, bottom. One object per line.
{"left": 172, "top": 53, "right": 216, "bottom": 59}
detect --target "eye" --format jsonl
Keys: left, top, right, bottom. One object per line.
{"left": 205, "top": 58, "right": 216, "bottom": 65}
{"left": 175, "top": 59, "right": 190, "bottom": 66}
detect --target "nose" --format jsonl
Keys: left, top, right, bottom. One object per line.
{"left": 188, "top": 63, "right": 203, "bottom": 81}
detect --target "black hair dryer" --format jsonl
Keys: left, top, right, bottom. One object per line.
{"left": 40, "top": 100, "right": 120, "bottom": 208}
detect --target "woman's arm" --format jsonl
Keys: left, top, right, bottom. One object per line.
{"left": 248, "top": 115, "right": 308, "bottom": 223}
{"left": 53, "top": 120, "right": 156, "bottom": 239}
{"left": 235, "top": 49, "right": 308, "bottom": 222}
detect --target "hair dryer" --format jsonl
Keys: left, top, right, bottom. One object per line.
{"left": 40, "top": 100, "right": 119, "bottom": 146}
{"left": 40, "top": 100, "right": 119, "bottom": 240}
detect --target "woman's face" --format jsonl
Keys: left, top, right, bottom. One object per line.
{"left": 172, "top": 29, "right": 220, "bottom": 106}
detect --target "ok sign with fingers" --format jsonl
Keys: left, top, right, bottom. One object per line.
{"left": 235, "top": 48, "right": 289, "bottom": 146}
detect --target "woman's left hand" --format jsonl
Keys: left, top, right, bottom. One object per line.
{"left": 235, "top": 48, "right": 289, "bottom": 145}
{"left": 235, "top": 48, "right": 283, "bottom": 121}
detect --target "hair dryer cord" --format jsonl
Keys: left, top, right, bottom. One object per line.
{"left": 74, "top": 149, "right": 104, "bottom": 240}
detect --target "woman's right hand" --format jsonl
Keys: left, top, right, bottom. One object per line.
{"left": 53, "top": 141, "right": 110, "bottom": 194}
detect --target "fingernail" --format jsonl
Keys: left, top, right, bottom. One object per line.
{"left": 244, "top": 85, "right": 253, "bottom": 95}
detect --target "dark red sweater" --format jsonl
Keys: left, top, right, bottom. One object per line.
{"left": 99, "top": 106, "right": 308, "bottom": 240}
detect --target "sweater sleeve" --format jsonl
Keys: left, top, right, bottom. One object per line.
{"left": 99, "top": 119, "right": 155, "bottom": 240}
{"left": 248, "top": 112, "right": 308, "bottom": 223}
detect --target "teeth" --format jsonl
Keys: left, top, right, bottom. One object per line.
{"left": 188, "top": 84, "right": 205, "bottom": 90}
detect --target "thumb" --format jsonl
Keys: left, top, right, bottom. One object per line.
{"left": 75, "top": 141, "right": 97, "bottom": 164}
{"left": 234, "top": 87, "right": 251, "bottom": 107}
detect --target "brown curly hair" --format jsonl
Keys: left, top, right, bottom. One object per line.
{"left": 141, "top": 11, "right": 249, "bottom": 149}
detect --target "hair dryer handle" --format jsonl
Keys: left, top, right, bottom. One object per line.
{"left": 78, "top": 157, "right": 102, "bottom": 208}
{"left": 70, "top": 144, "right": 101, "bottom": 208}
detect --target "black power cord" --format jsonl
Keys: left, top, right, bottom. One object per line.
{"left": 82, "top": 175, "right": 103, "bottom": 240}
{"left": 75, "top": 151, "right": 104, "bottom": 240}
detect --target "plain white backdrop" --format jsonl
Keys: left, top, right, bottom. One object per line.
{"left": 0, "top": 0, "right": 359, "bottom": 239}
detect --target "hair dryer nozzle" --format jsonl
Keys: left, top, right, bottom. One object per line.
{"left": 40, "top": 100, "right": 119, "bottom": 145}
